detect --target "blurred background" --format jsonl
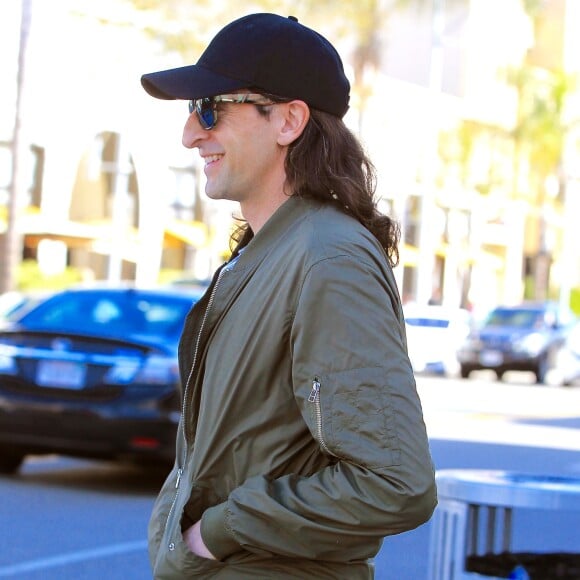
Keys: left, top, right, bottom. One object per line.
{"left": 1, "top": 3, "right": 580, "bottom": 578}
{"left": 1, "top": 0, "right": 579, "bottom": 317}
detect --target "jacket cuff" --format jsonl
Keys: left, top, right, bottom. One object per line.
{"left": 201, "top": 502, "right": 241, "bottom": 561}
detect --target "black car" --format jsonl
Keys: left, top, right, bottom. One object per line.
{"left": 457, "top": 301, "right": 576, "bottom": 384}
{"left": 0, "top": 286, "right": 202, "bottom": 473}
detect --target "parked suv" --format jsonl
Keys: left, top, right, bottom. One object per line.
{"left": 457, "top": 301, "right": 576, "bottom": 384}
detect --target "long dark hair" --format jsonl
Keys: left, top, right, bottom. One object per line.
{"left": 231, "top": 106, "right": 400, "bottom": 268}
{"left": 286, "top": 109, "right": 400, "bottom": 267}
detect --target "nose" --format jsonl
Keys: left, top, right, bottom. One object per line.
{"left": 182, "top": 112, "right": 207, "bottom": 148}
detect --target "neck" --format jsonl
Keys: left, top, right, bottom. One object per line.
{"left": 240, "top": 187, "right": 291, "bottom": 234}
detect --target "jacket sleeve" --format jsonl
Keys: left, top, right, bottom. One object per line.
{"left": 201, "top": 254, "right": 437, "bottom": 561}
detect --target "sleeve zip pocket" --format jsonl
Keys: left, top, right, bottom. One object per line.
{"left": 308, "top": 376, "right": 334, "bottom": 456}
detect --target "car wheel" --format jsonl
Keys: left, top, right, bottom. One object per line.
{"left": 460, "top": 365, "right": 471, "bottom": 379}
{"left": 0, "top": 450, "right": 25, "bottom": 474}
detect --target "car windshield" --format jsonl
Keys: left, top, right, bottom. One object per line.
{"left": 484, "top": 308, "right": 544, "bottom": 329}
{"left": 17, "top": 290, "right": 193, "bottom": 342}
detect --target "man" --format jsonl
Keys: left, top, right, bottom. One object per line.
{"left": 141, "top": 13, "right": 437, "bottom": 579}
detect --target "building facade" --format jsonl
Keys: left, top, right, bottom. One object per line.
{"left": 1, "top": 0, "right": 579, "bottom": 314}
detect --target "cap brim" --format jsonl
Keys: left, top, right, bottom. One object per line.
{"left": 141, "top": 64, "right": 247, "bottom": 100}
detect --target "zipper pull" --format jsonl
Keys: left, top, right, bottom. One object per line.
{"left": 175, "top": 468, "right": 183, "bottom": 489}
{"left": 308, "top": 378, "right": 321, "bottom": 403}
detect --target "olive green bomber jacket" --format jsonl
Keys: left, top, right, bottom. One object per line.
{"left": 148, "top": 196, "right": 437, "bottom": 579}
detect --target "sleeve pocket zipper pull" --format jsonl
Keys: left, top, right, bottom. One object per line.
{"left": 308, "top": 377, "right": 321, "bottom": 403}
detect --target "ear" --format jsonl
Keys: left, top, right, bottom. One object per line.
{"left": 277, "top": 100, "right": 310, "bottom": 146}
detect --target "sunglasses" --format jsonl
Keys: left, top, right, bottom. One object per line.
{"left": 188, "top": 93, "right": 276, "bottom": 130}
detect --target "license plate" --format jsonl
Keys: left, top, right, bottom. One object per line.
{"left": 36, "top": 360, "right": 87, "bottom": 389}
{"left": 480, "top": 350, "right": 503, "bottom": 367}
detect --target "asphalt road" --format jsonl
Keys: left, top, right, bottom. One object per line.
{"left": 0, "top": 371, "right": 579, "bottom": 579}
{"left": 377, "top": 371, "right": 580, "bottom": 578}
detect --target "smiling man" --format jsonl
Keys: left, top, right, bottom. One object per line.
{"left": 141, "top": 12, "right": 437, "bottom": 579}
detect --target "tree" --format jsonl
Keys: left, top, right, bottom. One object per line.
{"left": 0, "top": 0, "right": 32, "bottom": 294}
{"left": 436, "top": 0, "right": 579, "bottom": 304}
{"left": 127, "top": 0, "right": 455, "bottom": 131}
{"left": 505, "top": 0, "right": 578, "bottom": 301}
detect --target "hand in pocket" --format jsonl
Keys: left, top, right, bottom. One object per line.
{"left": 183, "top": 520, "right": 217, "bottom": 560}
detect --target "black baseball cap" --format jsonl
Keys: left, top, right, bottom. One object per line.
{"left": 140, "top": 13, "right": 350, "bottom": 118}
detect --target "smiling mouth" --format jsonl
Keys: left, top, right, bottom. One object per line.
{"left": 204, "top": 154, "right": 223, "bottom": 166}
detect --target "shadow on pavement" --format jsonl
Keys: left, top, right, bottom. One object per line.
{"left": 3, "top": 456, "right": 168, "bottom": 496}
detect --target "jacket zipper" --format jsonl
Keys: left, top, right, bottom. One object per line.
{"left": 163, "top": 267, "right": 227, "bottom": 550}
{"left": 308, "top": 377, "right": 334, "bottom": 456}
{"left": 182, "top": 267, "right": 226, "bottom": 444}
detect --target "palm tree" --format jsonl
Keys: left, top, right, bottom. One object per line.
{"left": 505, "top": 0, "right": 577, "bottom": 301}
{"left": 127, "top": 0, "right": 459, "bottom": 129}
{"left": 436, "top": 1, "right": 578, "bottom": 304}
{"left": 0, "top": 0, "right": 32, "bottom": 294}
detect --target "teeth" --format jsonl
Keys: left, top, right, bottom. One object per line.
{"left": 204, "top": 155, "right": 222, "bottom": 165}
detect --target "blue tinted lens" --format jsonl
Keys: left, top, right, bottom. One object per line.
{"left": 196, "top": 98, "right": 216, "bottom": 130}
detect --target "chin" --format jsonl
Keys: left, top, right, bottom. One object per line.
{"left": 205, "top": 187, "right": 239, "bottom": 203}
